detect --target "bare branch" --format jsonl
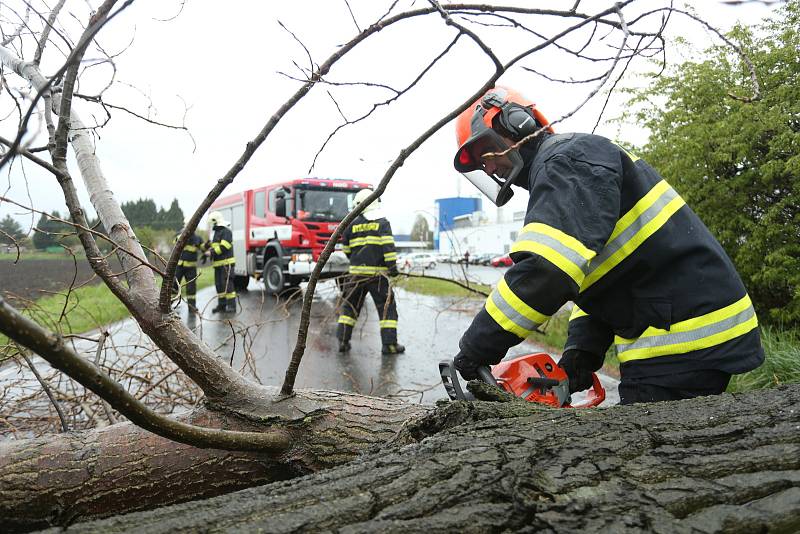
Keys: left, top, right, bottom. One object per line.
{"left": 0, "top": 295, "right": 292, "bottom": 452}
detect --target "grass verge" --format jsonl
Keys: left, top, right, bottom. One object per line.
{"left": 728, "top": 326, "right": 800, "bottom": 392}
{"left": 1, "top": 267, "right": 214, "bottom": 349}
{"left": 394, "top": 275, "right": 491, "bottom": 298}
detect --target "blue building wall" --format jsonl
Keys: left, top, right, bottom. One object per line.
{"left": 435, "top": 197, "right": 481, "bottom": 232}
{"left": 434, "top": 197, "right": 481, "bottom": 249}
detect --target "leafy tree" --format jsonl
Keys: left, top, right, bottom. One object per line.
{"left": 32, "top": 212, "right": 60, "bottom": 249}
{"left": 121, "top": 198, "right": 158, "bottom": 228}
{"left": 625, "top": 1, "right": 800, "bottom": 326}
{"left": 410, "top": 214, "right": 432, "bottom": 243}
{"left": 158, "top": 198, "right": 185, "bottom": 231}
{"left": 0, "top": 215, "right": 24, "bottom": 245}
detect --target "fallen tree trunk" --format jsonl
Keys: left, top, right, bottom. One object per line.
{"left": 59, "top": 383, "right": 800, "bottom": 533}
{"left": 0, "top": 387, "right": 427, "bottom": 532}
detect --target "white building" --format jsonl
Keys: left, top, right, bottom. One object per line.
{"left": 437, "top": 205, "right": 527, "bottom": 257}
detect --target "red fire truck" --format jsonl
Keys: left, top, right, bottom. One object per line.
{"left": 209, "top": 178, "right": 372, "bottom": 295}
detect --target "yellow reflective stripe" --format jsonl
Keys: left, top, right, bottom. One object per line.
{"left": 615, "top": 295, "right": 758, "bottom": 362}
{"left": 581, "top": 181, "right": 685, "bottom": 291}
{"left": 178, "top": 260, "right": 198, "bottom": 267}
{"left": 349, "top": 236, "right": 388, "bottom": 247}
{"left": 383, "top": 253, "right": 397, "bottom": 261}
{"left": 225, "top": 292, "right": 237, "bottom": 298}
{"left": 484, "top": 278, "right": 550, "bottom": 339}
{"left": 379, "top": 320, "right": 398, "bottom": 329}
{"left": 381, "top": 236, "right": 395, "bottom": 245}
{"left": 342, "top": 246, "right": 351, "bottom": 253}
{"left": 338, "top": 315, "right": 356, "bottom": 326}
{"left": 511, "top": 223, "right": 595, "bottom": 286}
{"left": 612, "top": 141, "right": 640, "bottom": 162}
{"left": 569, "top": 305, "right": 588, "bottom": 321}
{"left": 349, "top": 265, "right": 388, "bottom": 275}
{"left": 212, "top": 257, "right": 235, "bottom": 267}
{"left": 184, "top": 245, "right": 198, "bottom": 252}
{"left": 220, "top": 240, "right": 233, "bottom": 250}
{"left": 211, "top": 243, "right": 222, "bottom": 254}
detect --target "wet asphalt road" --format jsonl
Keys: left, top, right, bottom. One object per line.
{"left": 184, "top": 265, "right": 620, "bottom": 406}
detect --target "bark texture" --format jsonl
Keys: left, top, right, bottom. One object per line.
{"left": 0, "top": 388, "right": 427, "bottom": 532}
{"left": 59, "top": 383, "right": 800, "bottom": 534}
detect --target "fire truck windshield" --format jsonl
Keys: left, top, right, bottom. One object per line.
{"left": 296, "top": 188, "right": 356, "bottom": 222}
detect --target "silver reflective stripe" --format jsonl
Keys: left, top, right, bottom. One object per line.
{"left": 489, "top": 290, "right": 542, "bottom": 334}
{"left": 616, "top": 305, "right": 756, "bottom": 356}
{"left": 583, "top": 186, "right": 680, "bottom": 287}
{"left": 516, "top": 229, "right": 591, "bottom": 275}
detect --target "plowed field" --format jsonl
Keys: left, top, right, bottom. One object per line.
{"left": 0, "top": 257, "right": 104, "bottom": 305}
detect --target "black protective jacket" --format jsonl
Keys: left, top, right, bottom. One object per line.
{"left": 204, "top": 225, "right": 234, "bottom": 267}
{"left": 342, "top": 215, "right": 397, "bottom": 276}
{"left": 460, "top": 133, "right": 764, "bottom": 378}
{"left": 175, "top": 233, "right": 204, "bottom": 267}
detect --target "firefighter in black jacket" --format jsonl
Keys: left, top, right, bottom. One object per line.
{"left": 451, "top": 86, "right": 764, "bottom": 404}
{"left": 202, "top": 211, "right": 236, "bottom": 314}
{"left": 337, "top": 189, "right": 405, "bottom": 355}
{"left": 172, "top": 229, "right": 204, "bottom": 312}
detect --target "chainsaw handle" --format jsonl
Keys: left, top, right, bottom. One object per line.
{"left": 476, "top": 366, "right": 499, "bottom": 387}
{"left": 569, "top": 372, "right": 606, "bottom": 408}
{"left": 527, "top": 376, "right": 560, "bottom": 388}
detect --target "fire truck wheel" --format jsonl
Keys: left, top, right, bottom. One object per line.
{"left": 263, "top": 258, "right": 285, "bottom": 295}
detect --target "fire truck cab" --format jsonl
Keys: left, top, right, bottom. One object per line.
{"left": 209, "top": 178, "right": 372, "bottom": 295}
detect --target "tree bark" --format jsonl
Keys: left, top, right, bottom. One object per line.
{"left": 52, "top": 383, "right": 800, "bottom": 534}
{"left": 0, "top": 388, "right": 428, "bottom": 532}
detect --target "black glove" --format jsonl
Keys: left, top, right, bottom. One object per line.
{"left": 558, "top": 349, "right": 604, "bottom": 393}
{"left": 388, "top": 266, "right": 399, "bottom": 277}
{"left": 454, "top": 349, "right": 481, "bottom": 381}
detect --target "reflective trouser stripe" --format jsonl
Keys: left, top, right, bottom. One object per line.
{"left": 338, "top": 315, "right": 356, "bottom": 326}
{"left": 212, "top": 257, "right": 235, "bottom": 267}
{"left": 349, "top": 265, "right": 388, "bottom": 275}
{"left": 225, "top": 292, "right": 237, "bottom": 299}
{"left": 178, "top": 260, "right": 197, "bottom": 267}
{"left": 581, "top": 180, "right": 685, "bottom": 291}
{"left": 569, "top": 304, "right": 588, "bottom": 321}
{"left": 484, "top": 278, "right": 550, "bottom": 339}
{"left": 379, "top": 320, "right": 397, "bottom": 329}
{"left": 615, "top": 295, "right": 759, "bottom": 362}
{"left": 511, "top": 223, "right": 595, "bottom": 287}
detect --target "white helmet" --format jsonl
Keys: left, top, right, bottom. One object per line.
{"left": 353, "top": 189, "right": 383, "bottom": 220}
{"left": 208, "top": 211, "right": 227, "bottom": 227}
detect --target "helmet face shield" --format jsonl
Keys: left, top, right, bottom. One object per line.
{"left": 454, "top": 129, "right": 523, "bottom": 206}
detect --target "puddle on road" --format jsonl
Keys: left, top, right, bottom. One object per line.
{"left": 182, "top": 280, "right": 619, "bottom": 406}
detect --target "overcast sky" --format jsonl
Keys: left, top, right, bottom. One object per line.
{"left": 0, "top": 0, "right": 779, "bottom": 235}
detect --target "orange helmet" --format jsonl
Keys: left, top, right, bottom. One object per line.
{"left": 453, "top": 86, "right": 553, "bottom": 206}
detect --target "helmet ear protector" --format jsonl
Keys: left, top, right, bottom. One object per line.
{"left": 481, "top": 91, "right": 540, "bottom": 141}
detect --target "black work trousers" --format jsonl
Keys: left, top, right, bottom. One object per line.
{"left": 337, "top": 275, "right": 398, "bottom": 346}
{"left": 172, "top": 265, "right": 198, "bottom": 306}
{"left": 214, "top": 263, "right": 236, "bottom": 311}
{"left": 618, "top": 368, "right": 731, "bottom": 405}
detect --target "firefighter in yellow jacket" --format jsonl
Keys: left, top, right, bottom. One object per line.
{"left": 451, "top": 86, "right": 763, "bottom": 404}
{"left": 202, "top": 211, "right": 236, "bottom": 314}
{"left": 337, "top": 189, "right": 405, "bottom": 355}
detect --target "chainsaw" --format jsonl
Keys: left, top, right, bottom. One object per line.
{"left": 439, "top": 352, "right": 605, "bottom": 408}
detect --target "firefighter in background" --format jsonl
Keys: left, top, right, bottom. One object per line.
{"left": 202, "top": 211, "right": 237, "bottom": 314}
{"left": 451, "top": 86, "right": 763, "bottom": 404}
{"left": 337, "top": 189, "right": 405, "bottom": 355}
{"left": 172, "top": 229, "right": 204, "bottom": 312}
